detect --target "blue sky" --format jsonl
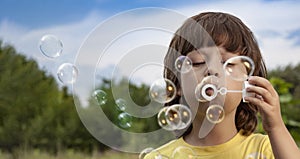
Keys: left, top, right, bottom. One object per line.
{"left": 0, "top": 0, "right": 205, "bottom": 29}
{"left": 1, "top": 0, "right": 298, "bottom": 67}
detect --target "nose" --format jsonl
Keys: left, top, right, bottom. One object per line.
{"left": 206, "top": 69, "right": 219, "bottom": 77}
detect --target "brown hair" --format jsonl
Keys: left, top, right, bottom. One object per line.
{"left": 164, "top": 12, "right": 267, "bottom": 136}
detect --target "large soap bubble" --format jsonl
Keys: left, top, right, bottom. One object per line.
{"left": 223, "top": 56, "right": 254, "bottom": 81}
{"left": 149, "top": 78, "right": 177, "bottom": 104}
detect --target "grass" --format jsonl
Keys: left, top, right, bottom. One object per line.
{"left": 0, "top": 149, "right": 139, "bottom": 159}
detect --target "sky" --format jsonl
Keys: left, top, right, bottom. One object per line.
{"left": 1, "top": 0, "right": 300, "bottom": 106}
{"left": 1, "top": 0, "right": 300, "bottom": 66}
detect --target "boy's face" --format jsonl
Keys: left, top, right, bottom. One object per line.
{"left": 179, "top": 46, "right": 244, "bottom": 137}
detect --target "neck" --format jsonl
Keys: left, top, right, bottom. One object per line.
{"left": 184, "top": 109, "right": 238, "bottom": 146}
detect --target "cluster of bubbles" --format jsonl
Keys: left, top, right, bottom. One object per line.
{"left": 92, "top": 89, "right": 133, "bottom": 129}
{"left": 148, "top": 76, "right": 193, "bottom": 131}
{"left": 38, "top": 34, "right": 136, "bottom": 130}
{"left": 157, "top": 104, "right": 192, "bottom": 131}
{"left": 39, "top": 34, "right": 78, "bottom": 85}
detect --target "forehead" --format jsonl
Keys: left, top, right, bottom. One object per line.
{"left": 186, "top": 47, "right": 238, "bottom": 61}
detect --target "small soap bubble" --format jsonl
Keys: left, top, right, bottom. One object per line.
{"left": 115, "top": 98, "right": 127, "bottom": 111}
{"left": 118, "top": 112, "right": 132, "bottom": 129}
{"left": 206, "top": 105, "right": 225, "bottom": 124}
{"left": 177, "top": 105, "right": 192, "bottom": 130}
{"left": 157, "top": 107, "right": 174, "bottom": 131}
{"left": 57, "top": 63, "right": 78, "bottom": 84}
{"left": 39, "top": 34, "right": 63, "bottom": 58}
{"left": 223, "top": 56, "right": 254, "bottom": 81}
{"left": 139, "top": 147, "right": 154, "bottom": 159}
{"left": 149, "top": 78, "right": 176, "bottom": 104}
{"left": 93, "top": 89, "right": 107, "bottom": 106}
{"left": 165, "top": 108, "right": 181, "bottom": 129}
{"left": 174, "top": 55, "right": 193, "bottom": 73}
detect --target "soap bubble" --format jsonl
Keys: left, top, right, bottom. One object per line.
{"left": 165, "top": 107, "right": 181, "bottom": 129}
{"left": 223, "top": 56, "right": 254, "bottom": 81}
{"left": 92, "top": 89, "right": 107, "bottom": 106}
{"left": 139, "top": 147, "right": 154, "bottom": 159}
{"left": 118, "top": 112, "right": 132, "bottom": 129}
{"left": 115, "top": 98, "right": 127, "bottom": 111}
{"left": 39, "top": 34, "right": 63, "bottom": 58}
{"left": 174, "top": 55, "right": 193, "bottom": 73}
{"left": 206, "top": 105, "right": 225, "bottom": 124}
{"left": 157, "top": 107, "right": 174, "bottom": 131}
{"left": 149, "top": 78, "right": 176, "bottom": 104}
{"left": 57, "top": 63, "right": 78, "bottom": 84}
{"left": 166, "top": 104, "right": 192, "bottom": 130}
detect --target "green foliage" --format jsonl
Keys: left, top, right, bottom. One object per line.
{"left": 0, "top": 41, "right": 106, "bottom": 156}
{"left": 0, "top": 40, "right": 162, "bottom": 156}
{"left": 90, "top": 78, "right": 160, "bottom": 133}
{"left": 266, "top": 64, "right": 300, "bottom": 146}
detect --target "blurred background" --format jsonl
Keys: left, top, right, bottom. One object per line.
{"left": 1, "top": 0, "right": 300, "bottom": 158}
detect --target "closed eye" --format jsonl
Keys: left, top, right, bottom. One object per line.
{"left": 226, "top": 62, "right": 235, "bottom": 66}
{"left": 192, "top": 62, "right": 205, "bottom": 67}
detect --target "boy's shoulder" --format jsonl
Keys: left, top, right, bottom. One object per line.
{"left": 245, "top": 132, "right": 271, "bottom": 146}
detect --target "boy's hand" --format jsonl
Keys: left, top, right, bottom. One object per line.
{"left": 244, "top": 76, "right": 284, "bottom": 133}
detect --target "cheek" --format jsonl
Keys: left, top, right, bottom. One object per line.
{"left": 224, "top": 78, "right": 243, "bottom": 112}
{"left": 224, "top": 92, "right": 242, "bottom": 112}
{"left": 226, "top": 77, "right": 243, "bottom": 90}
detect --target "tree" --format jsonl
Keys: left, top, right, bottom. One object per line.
{"left": 267, "top": 65, "right": 300, "bottom": 146}
{"left": 0, "top": 41, "right": 107, "bottom": 155}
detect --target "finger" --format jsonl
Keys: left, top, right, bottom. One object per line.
{"left": 248, "top": 76, "right": 277, "bottom": 97}
{"left": 246, "top": 85, "right": 273, "bottom": 104}
{"left": 244, "top": 96, "right": 270, "bottom": 111}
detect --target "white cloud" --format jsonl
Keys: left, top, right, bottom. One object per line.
{"left": 0, "top": 11, "right": 103, "bottom": 75}
{"left": 176, "top": 0, "right": 300, "bottom": 69}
